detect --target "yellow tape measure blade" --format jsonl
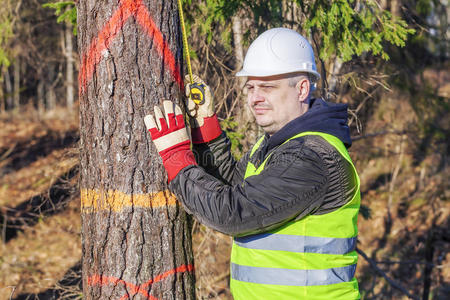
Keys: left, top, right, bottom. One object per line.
{"left": 190, "top": 83, "right": 205, "bottom": 105}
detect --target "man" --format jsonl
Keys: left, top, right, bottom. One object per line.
{"left": 144, "top": 28, "right": 360, "bottom": 299}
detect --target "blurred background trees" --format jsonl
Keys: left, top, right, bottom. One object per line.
{"left": 0, "top": 0, "right": 76, "bottom": 113}
{"left": 0, "top": 0, "right": 447, "bottom": 127}
{"left": 1, "top": 0, "right": 446, "bottom": 152}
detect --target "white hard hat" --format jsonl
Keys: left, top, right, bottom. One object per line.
{"left": 236, "top": 28, "right": 320, "bottom": 80}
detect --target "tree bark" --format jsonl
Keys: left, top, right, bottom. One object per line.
{"left": 13, "top": 57, "right": 19, "bottom": 110}
{"left": 4, "top": 67, "right": 13, "bottom": 110}
{"left": 327, "top": 56, "right": 343, "bottom": 97}
{"left": 37, "top": 69, "right": 45, "bottom": 113}
{"left": 76, "top": 0, "right": 195, "bottom": 299}
{"left": 232, "top": 15, "right": 245, "bottom": 89}
{"left": 65, "top": 19, "right": 75, "bottom": 108}
{"left": 46, "top": 62, "right": 58, "bottom": 110}
{"left": 232, "top": 14, "right": 257, "bottom": 150}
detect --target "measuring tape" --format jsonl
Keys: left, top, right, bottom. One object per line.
{"left": 177, "top": 0, "right": 205, "bottom": 105}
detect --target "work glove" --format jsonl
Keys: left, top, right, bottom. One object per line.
{"left": 185, "top": 74, "right": 222, "bottom": 144}
{"left": 144, "top": 100, "right": 197, "bottom": 182}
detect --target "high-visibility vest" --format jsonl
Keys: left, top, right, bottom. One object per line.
{"left": 230, "top": 132, "right": 360, "bottom": 300}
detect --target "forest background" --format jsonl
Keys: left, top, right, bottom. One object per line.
{"left": 0, "top": 0, "right": 448, "bottom": 299}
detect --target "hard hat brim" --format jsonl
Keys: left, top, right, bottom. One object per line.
{"left": 236, "top": 68, "right": 321, "bottom": 80}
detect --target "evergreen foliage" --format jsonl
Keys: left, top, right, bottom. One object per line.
{"left": 214, "top": 0, "right": 415, "bottom": 62}
{"left": 0, "top": 2, "right": 14, "bottom": 68}
{"left": 43, "top": 1, "right": 77, "bottom": 35}
{"left": 38, "top": 1, "right": 416, "bottom": 64}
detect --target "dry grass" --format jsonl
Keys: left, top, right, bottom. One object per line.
{"left": 0, "top": 198, "right": 82, "bottom": 299}
{"left": 192, "top": 223, "right": 232, "bottom": 299}
{"left": 0, "top": 147, "right": 78, "bottom": 208}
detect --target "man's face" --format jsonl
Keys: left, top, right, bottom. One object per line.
{"left": 245, "top": 74, "right": 309, "bottom": 135}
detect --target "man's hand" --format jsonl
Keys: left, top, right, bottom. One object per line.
{"left": 185, "top": 74, "right": 214, "bottom": 126}
{"left": 185, "top": 75, "right": 222, "bottom": 143}
{"left": 144, "top": 100, "right": 197, "bottom": 182}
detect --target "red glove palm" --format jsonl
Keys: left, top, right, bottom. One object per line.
{"left": 144, "top": 101, "right": 197, "bottom": 182}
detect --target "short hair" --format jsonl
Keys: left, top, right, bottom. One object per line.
{"left": 287, "top": 73, "right": 317, "bottom": 92}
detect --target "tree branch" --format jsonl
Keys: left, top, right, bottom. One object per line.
{"left": 351, "top": 130, "right": 411, "bottom": 142}
{"left": 356, "top": 247, "right": 420, "bottom": 300}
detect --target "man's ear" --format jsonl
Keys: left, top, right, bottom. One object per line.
{"left": 296, "top": 78, "right": 310, "bottom": 102}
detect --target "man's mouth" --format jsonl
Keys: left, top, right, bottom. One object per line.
{"left": 253, "top": 106, "right": 270, "bottom": 115}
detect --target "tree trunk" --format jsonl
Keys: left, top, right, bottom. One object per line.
{"left": 37, "top": 74, "right": 45, "bottom": 114}
{"left": 4, "top": 67, "right": 13, "bottom": 110}
{"left": 232, "top": 16, "right": 245, "bottom": 89}
{"left": 327, "top": 56, "right": 343, "bottom": 97}
{"left": 76, "top": 0, "right": 195, "bottom": 299}
{"left": 65, "top": 20, "right": 75, "bottom": 108}
{"left": 46, "top": 63, "right": 57, "bottom": 110}
{"left": 232, "top": 14, "right": 257, "bottom": 150}
{"left": 13, "top": 57, "right": 19, "bottom": 110}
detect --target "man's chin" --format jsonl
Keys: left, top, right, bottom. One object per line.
{"left": 255, "top": 118, "right": 271, "bottom": 128}
{"left": 256, "top": 121, "right": 277, "bottom": 135}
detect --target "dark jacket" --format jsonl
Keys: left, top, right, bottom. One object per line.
{"left": 170, "top": 98, "right": 357, "bottom": 236}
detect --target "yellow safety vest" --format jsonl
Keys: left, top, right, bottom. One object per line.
{"left": 230, "top": 132, "right": 360, "bottom": 300}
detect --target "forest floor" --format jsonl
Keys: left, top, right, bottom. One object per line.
{"left": 0, "top": 87, "right": 448, "bottom": 299}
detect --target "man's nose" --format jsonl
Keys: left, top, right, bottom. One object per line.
{"left": 249, "top": 89, "right": 264, "bottom": 105}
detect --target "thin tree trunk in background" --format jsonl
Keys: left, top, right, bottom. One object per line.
{"left": 37, "top": 71, "right": 45, "bottom": 113}
{"left": 65, "top": 20, "right": 74, "bottom": 108}
{"left": 4, "top": 67, "right": 13, "bottom": 110}
{"left": 327, "top": 56, "right": 343, "bottom": 97}
{"left": 46, "top": 63, "right": 57, "bottom": 110}
{"left": 233, "top": 15, "right": 257, "bottom": 149}
{"left": 13, "top": 57, "right": 19, "bottom": 110}
{"left": 0, "top": 75, "right": 3, "bottom": 112}
{"left": 76, "top": 0, "right": 195, "bottom": 299}
{"left": 282, "top": 0, "right": 293, "bottom": 28}
{"left": 391, "top": 0, "right": 400, "bottom": 16}
{"left": 232, "top": 16, "right": 244, "bottom": 88}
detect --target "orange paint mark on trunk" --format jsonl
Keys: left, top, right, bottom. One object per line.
{"left": 79, "top": 0, "right": 183, "bottom": 95}
{"left": 133, "top": 1, "right": 183, "bottom": 87}
{"left": 81, "top": 189, "right": 179, "bottom": 212}
{"left": 78, "top": 0, "right": 133, "bottom": 93}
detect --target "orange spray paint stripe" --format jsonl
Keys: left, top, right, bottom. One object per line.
{"left": 134, "top": 0, "right": 183, "bottom": 86}
{"left": 79, "top": 0, "right": 183, "bottom": 95}
{"left": 78, "top": 0, "right": 133, "bottom": 93}
{"left": 81, "top": 189, "right": 179, "bottom": 212}
{"left": 87, "top": 264, "right": 194, "bottom": 300}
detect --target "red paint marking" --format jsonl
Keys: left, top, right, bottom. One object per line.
{"left": 133, "top": 1, "right": 182, "bottom": 87}
{"left": 79, "top": 0, "right": 183, "bottom": 95}
{"left": 88, "top": 264, "right": 194, "bottom": 300}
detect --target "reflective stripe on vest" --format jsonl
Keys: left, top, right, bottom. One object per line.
{"left": 234, "top": 233, "right": 356, "bottom": 255}
{"left": 230, "top": 132, "right": 360, "bottom": 300}
{"left": 231, "top": 263, "right": 356, "bottom": 286}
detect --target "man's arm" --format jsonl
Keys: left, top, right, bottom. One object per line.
{"left": 170, "top": 139, "right": 328, "bottom": 236}
{"left": 143, "top": 101, "right": 327, "bottom": 237}
{"left": 193, "top": 133, "right": 250, "bottom": 185}
{"left": 185, "top": 74, "right": 249, "bottom": 185}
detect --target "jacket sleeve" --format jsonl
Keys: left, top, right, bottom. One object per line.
{"left": 192, "top": 132, "right": 249, "bottom": 185}
{"left": 170, "top": 139, "right": 329, "bottom": 236}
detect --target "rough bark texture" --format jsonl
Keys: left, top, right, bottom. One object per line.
{"left": 77, "top": 0, "right": 195, "bottom": 299}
